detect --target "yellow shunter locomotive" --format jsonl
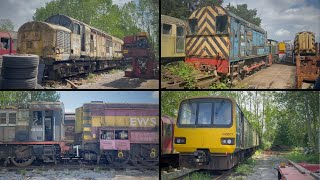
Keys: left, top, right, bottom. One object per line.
{"left": 174, "top": 96, "right": 259, "bottom": 170}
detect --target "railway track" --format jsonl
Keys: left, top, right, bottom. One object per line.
{"left": 161, "top": 167, "right": 233, "bottom": 180}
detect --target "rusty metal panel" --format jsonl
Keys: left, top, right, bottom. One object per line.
{"left": 294, "top": 31, "right": 316, "bottom": 55}
{"left": 130, "top": 131, "right": 158, "bottom": 143}
{"left": 296, "top": 55, "right": 320, "bottom": 88}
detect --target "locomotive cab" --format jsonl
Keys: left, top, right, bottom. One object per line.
{"left": 174, "top": 97, "right": 258, "bottom": 170}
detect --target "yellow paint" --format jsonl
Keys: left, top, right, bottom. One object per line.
{"left": 278, "top": 42, "right": 286, "bottom": 52}
{"left": 83, "top": 134, "right": 92, "bottom": 141}
{"left": 91, "top": 116, "right": 159, "bottom": 127}
{"left": 75, "top": 107, "right": 83, "bottom": 133}
{"left": 83, "top": 127, "right": 91, "bottom": 132}
{"left": 174, "top": 98, "right": 237, "bottom": 154}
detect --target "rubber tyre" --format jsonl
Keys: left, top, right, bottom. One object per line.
{"left": 2, "top": 67, "right": 38, "bottom": 79}
{"left": 2, "top": 78, "right": 37, "bottom": 89}
{"left": 2, "top": 54, "right": 39, "bottom": 68}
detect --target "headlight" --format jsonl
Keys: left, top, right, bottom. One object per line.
{"left": 221, "top": 138, "right": 235, "bottom": 145}
{"left": 174, "top": 137, "right": 186, "bottom": 144}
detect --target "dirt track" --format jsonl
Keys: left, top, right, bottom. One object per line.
{"left": 238, "top": 64, "right": 296, "bottom": 89}
{"left": 47, "top": 71, "right": 159, "bottom": 89}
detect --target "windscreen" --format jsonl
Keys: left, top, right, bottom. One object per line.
{"left": 178, "top": 99, "right": 232, "bottom": 127}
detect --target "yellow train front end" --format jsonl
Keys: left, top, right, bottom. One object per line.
{"left": 174, "top": 97, "right": 237, "bottom": 170}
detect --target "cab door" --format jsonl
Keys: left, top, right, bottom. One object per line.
{"left": 176, "top": 26, "right": 185, "bottom": 54}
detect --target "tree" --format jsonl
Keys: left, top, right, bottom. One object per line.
{"left": 0, "top": 19, "right": 14, "bottom": 31}
{"left": 0, "top": 91, "right": 60, "bottom": 107}
{"left": 225, "top": 3, "right": 262, "bottom": 26}
{"left": 161, "top": 0, "right": 223, "bottom": 20}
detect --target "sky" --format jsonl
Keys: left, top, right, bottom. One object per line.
{"left": 0, "top": 0, "right": 133, "bottom": 31}
{"left": 222, "top": 0, "right": 320, "bottom": 42}
{"left": 59, "top": 91, "right": 159, "bottom": 113}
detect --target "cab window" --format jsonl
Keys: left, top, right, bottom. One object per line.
{"left": 189, "top": 19, "right": 198, "bottom": 35}
{"left": 162, "top": 24, "right": 172, "bottom": 35}
{"left": 216, "top": 15, "right": 228, "bottom": 33}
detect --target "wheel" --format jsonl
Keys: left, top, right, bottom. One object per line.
{"left": 105, "top": 150, "right": 130, "bottom": 166}
{"left": 2, "top": 54, "right": 39, "bottom": 68}
{"left": 2, "top": 78, "right": 37, "bottom": 89}
{"left": 2, "top": 67, "right": 38, "bottom": 79}
{"left": 139, "top": 145, "right": 159, "bottom": 167}
{"left": 10, "top": 146, "right": 35, "bottom": 167}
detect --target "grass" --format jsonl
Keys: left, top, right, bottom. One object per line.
{"left": 87, "top": 73, "right": 96, "bottom": 79}
{"left": 285, "top": 150, "right": 319, "bottom": 164}
{"left": 235, "top": 158, "right": 256, "bottom": 176}
{"left": 94, "top": 167, "right": 101, "bottom": 173}
{"left": 109, "top": 69, "right": 121, "bottom": 74}
{"left": 183, "top": 172, "right": 212, "bottom": 180}
{"left": 19, "top": 169, "right": 27, "bottom": 176}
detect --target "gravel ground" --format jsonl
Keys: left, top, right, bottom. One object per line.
{"left": 229, "top": 151, "right": 288, "bottom": 180}
{"left": 48, "top": 70, "right": 159, "bottom": 89}
{"left": 0, "top": 168, "right": 159, "bottom": 180}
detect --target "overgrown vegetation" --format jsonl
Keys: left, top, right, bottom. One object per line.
{"left": 0, "top": 91, "right": 60, "bottom": 106}
{"left": 235, "top": 158, "right": 256, "bottom": 175}
{"left": 285, "top": 150, "right": 319, "bottom": 164}
{"left": 183, "top": 172, "right": 211, "bottom": 180}
{"left": 162, "top": 62, "right": 200, "bottom": 88}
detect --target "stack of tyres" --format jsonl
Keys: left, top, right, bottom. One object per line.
{"left": 1, "top": 54, "right": 39, "bottom": 89}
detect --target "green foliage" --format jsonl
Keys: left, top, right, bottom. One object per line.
{"left": 0, "top": 91, "right": 60, "bottom": 107}
{"left": 209, "top": 81, "right": 229, "bottom": 89}
{"left": 163, "top": 62, "right": 200, "bottom": 88}
{"left": 285, "top": 151, "right": 319, "bottom": 164}
{"left": 183, "top": 172, "right": 211, "bottom": 180}
{"left": 161, "top": 0, "right": 223, "bottom": 20}
{"left": 226, "top": 3, "right": 262, "bottom": 26}
{"left": 235, "top": 158, "right": 256, "bottom": 175}
{"left": 0, "top": 19, "right": 14, "bottom": 31}
{"left": 19, "top": 169, "right": 27, "bottom": 176}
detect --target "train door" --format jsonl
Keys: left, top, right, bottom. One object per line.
{"left": 73, "top": 23, "right": 81, "bottom": 58}
{"left": 44, "top": 110, "right": 54, "bottom": 141}
{"left": 176, "top": 26, "right": 185, "bottom": 53}
{"left": 31, "top": 111, "right": 44, "bottom": 141}
{"left": 81, "top": 24, "right": 85, "bottom": 52}
{"left": 236, "top": 106, "right": 242, "bottom": 148}
{"left": 240, "top": 112, "right": 244, "bottom": 148}
{"left": 246, "top": 28, "right": 253, "bottom": 56}
{"left": 161, "top": 23, "right": 172, "bottom": 56}
{"left": 161, "top": 117, "right": 174, "bottom": 154}
{"left": 230, "top": 18, "right": 240, "bottom": 60}
{"left": 240, "top": 25, "right": 246, "bottom": 57}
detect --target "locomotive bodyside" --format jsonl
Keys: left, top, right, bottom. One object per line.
{"left": 174, "top": 97, "right": 259, "bottom": 170}
{"left": 0, "top": 102, "right": 69, "bottom": 167}
{"left": 0, "top": 31, "right": 17, "bottom": 57}
{"left": 185, "top": 6, "right": 268, "bottom": 77}
{"left": 75, "top": 102, "right": 159, "bottom": 166}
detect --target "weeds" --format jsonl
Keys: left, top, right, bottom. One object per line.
{"left": 235, "top": 158, "right": 256, "bottom": 176}
{"left": 183, "top": 172, "right": 211, "bottom": 180}
{"left": 109, "top": 69, "right": 121, "bottom": 74}
{"left": 87, "top": 73, "right": 96, "bottom": 79}
{"left": 94, "top": 167, "right": 101, "bottom": 173}
{"left": 285, "top": 150, "right": 319, "bottom": 164}
{"left": 19, "top": 169, "right": 27, "bottom": 176}
{"left": 163, "top": 62, "right": 199, "bottom": 88}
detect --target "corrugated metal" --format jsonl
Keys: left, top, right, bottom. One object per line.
{"left": 130, "top": 131, "right": 158, "bottom": 143}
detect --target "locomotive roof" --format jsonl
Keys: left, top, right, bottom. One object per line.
{"left": 45, "top": 14, "right": 113, "bottom": 38}
{"left": 189, "top": 6, "right": 266, "bottom": 34}
{"left": 29, "top": 101, "right": 64, "bottom": 110}
{"left": 19, "top": 21, "right": 71, "bottom": 33}
{"left": 161, "top": 14, "right": 187, "bottom": 26}
{"left": 82, "top": 102, "right": 159, "bottom": 109}
{"left": 0, "top": 31, "right": 17, "bottom": 39}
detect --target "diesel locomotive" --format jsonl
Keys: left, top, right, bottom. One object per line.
{"left": 174, "top": 96, "right": 259, "bottom": 170}
{"left": 0, "top": 101, "right": 159, "bottom": 168}
{"left": 17, "top": 14, "right": 123, "bottom": 80}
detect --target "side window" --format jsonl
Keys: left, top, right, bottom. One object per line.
{"left": 8, "top": 113, "right": 16, "bottom": 124}
{"left": 216, "top": 15, "right": 228, "bottom": 33}
{"left": 0, "top": 113, "right": 6, "bottom": 124}
{"left": 0, "top": 38, "right": 10, "bottom": 50}
{"left": 177, "top": 26, "right": 184, "bottom": 37}
{"left": 74, "top": 23, "right": 80, "bottom": 35}
{"left": 189, "top": 19, "right": 198, "bottom": 35}
{"left": 162, "top": 24, "right": 172, "bottom": 35}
